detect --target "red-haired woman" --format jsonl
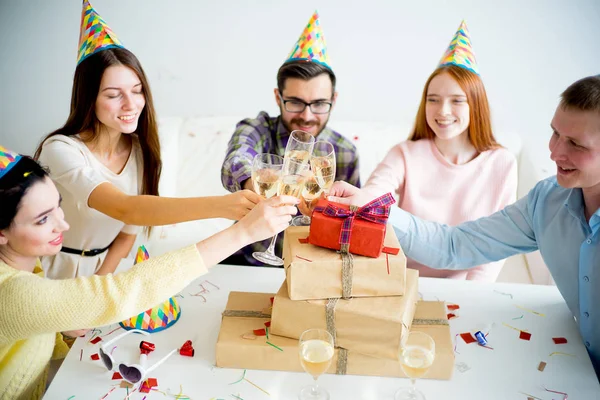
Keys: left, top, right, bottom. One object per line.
{"left": 363, "top": 25, "right": 517, "bottom": 282}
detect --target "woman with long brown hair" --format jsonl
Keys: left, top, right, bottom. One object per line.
{"left": 35, "top": 1, "right": 261, "bottom": 279}
{"left": 363, "top": 21, "right": 518, "bottom": 282}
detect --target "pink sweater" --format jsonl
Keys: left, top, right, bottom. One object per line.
{"left": 364, "top": 139, "right": 518, "bottom": 282}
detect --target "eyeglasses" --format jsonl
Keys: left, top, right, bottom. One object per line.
{"left": 279, "top": 93, "right": 333, "bottom": 114}
{"left": 98, "top": 328, "right": 177, "bottom": 384}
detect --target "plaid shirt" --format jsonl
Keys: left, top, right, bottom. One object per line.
{"left": 221, "top": 111, "right": 361, "bottom": 266}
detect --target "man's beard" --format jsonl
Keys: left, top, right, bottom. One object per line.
{"left": 280, "top": 108, "right": 330, "bottom": 137}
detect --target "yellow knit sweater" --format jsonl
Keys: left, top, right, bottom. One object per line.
{"left": 0, "top": 245, "right": 206, "bottom": 400}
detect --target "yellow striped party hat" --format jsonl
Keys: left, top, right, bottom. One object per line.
{"left": 0, "top": 145, "right": 22, "bottom": 180}
{"left": 285, "top": 11, "right": 331, "bottom": 70}
{"left": 438, "top": 21, "right": 479, "bottom": 75}
{"left": 77, "top": 0, "right": 124, "bottom": 65}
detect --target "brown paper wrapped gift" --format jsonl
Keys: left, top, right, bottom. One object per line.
{"left": 215, "top": 291, "right": 454, "bottom": 380}
{"left": 270, "top": 269, "right": 419, "bottom": 360}
{"left": 283, "top": 226, "right": 407, "bottom": 301}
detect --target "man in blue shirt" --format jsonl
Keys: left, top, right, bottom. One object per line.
{"left": 328, "top": 75, "right": 600, "bottom": 377}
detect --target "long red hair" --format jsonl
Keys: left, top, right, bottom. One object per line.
{"left": 409, "top": 65, "right": 501, "bottom": 152}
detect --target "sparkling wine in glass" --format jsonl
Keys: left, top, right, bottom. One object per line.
{"left": 310, "top": 141, "right": 336, "bottom": 193}
{"left": 251, "top": 154, "right": 285, "bottom": 266}
{"left": 292, "top": 172, "right": 322, "bottom": 226}
{"left": 395, "top": 331, "right": 436, "bottom": 400}
{"left": 298, "top": 329, "right": 334, "bottom": 400}
{"left": 284, "top": 130, "right": 315, "bottom": 174}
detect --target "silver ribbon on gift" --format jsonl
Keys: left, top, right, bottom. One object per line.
{"left": 337, "top": 204, "right": 359, "bottom": 300}
{"left": 222, "top": 310, "right": 272, "bottom": 319}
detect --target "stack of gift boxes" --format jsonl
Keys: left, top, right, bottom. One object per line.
{"left": 215, "top": 196, "right": 455, "bottom": 380}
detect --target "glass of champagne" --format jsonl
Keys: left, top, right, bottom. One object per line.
{"left": 395, "top": 331, "right": 436, "bottom": 400}
{"left": 310, "top": 141, "right": 336, "bottom": 194}
{"left": 291, "top": 170, "right": 322, "bottom": 226}
{"left": 285, "top": 130, "right": 315, "bottom": 175}
{"left": 251, "top": 153, "right": 285, "bottom": 266}
{"left": 298, "top": 329, "right": 334, "bottom": 400}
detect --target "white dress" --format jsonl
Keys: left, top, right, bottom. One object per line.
{"left": 38, "top": 134, "right": 142, "bottom": 279}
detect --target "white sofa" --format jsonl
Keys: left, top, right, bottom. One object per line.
{"left": 138, "top": 115, "right": 554, "bottom": 285}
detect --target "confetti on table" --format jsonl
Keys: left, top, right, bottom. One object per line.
{"left": 493, "top": 290, "right": 514, "bottom": 299}
{"left": 120, "top": 381, "right": 133, "bottom": 389}
{"left": 101, "top": 326, "right": 122, "bottom": 337}
{"left": 229, "top": 370, "right": 247, "bottom": 385}
{"left": 266, "top": 341, "right": 283, "bottom": 351}
{"left": 244, "top": 376, "right": 270, "bottom": 396}
{"left": 266, "top": 327, "right": 269, "bottom": 339}
{"left": 242, "top": 333, "right": 257, "bottom": 340}
{"left": 79, "top": 349, "right": 83, "bottom": 361}
{"left": 386, "top": 253, "right": 390, "bottom": 275}
{"left": 544, "top": 386, "right": 568, "bottom": 399}
{"left": 518, "top": 393, "right": 542, "bottom": 400}
{"left": 538, "top": 361, "right": 547, "bottom": 371}
{"left": 515, "top": 305, "right": 545, "bottom": 317}
{"left": 553, "top": 337, "right": 568, "bottom": 344}
{"left": 99, "top": 387, "right": 116, "bottom": 400}
{"left": 502, "top": 322, "right": 528, "bottom": 332}
{"left": 549, "top": 351, "right": 576, "bottom": 358}
{"left": 146, "top": 378, "right": 158, "bottom": 388}
{"left": 460, "top": 332, "right": 477, "bottom": 344}
{"left": 295, "top": 255, "right": 312, "bottom": 262}
{"left": 264, "top": 321, "right": 271, "bottom": 328}
{"left": 231, "top": 395, "right": 244, "bottom": 400}
{"left": 512, "top": 315, "right": 524, "bottom": 320}
{"left": 455, "top": 362, "right": 471, "bottom": 373}
{"left": 90, "top": 353, "right": 99, "bottom": 361}
{"left": 123, "top": 388, "right": 137, "bottom": 399}
{"left": 140, "top": 383, "right": 151, "bottom": 393}
{"left": 447, "top": 304, "right": 460, "bottom": 311}
{"left": 298, "top": 237, "right": 309, "bottom": 244}
{"left": 253, "top": 328, "right": 266, "bottom": 336}
{"left": 67, "top": 396, "right": 75, "bottom": 400}
{"left": 89, "top": 336, "right": 102, "bottom": 345}
{"left": 519, "top": 331, "right": 532, "bottom": 341}
{"left": 111, "top": 372, "right": 122, "bottom": 380}
{"left": 447, "top": 313, "right": 457, "bottom": 320}
{"left": 270, "top": 297, "right": 274, "bottom": 305}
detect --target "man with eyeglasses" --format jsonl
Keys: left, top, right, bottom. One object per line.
{"left": 220, "top": 12, "right": 360, "bottom": 266}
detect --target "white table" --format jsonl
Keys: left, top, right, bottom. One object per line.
{"left": 44, "top": 265, "right": 600, "bottom": 400}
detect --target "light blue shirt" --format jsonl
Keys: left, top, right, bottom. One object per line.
{"left": 389, "top": 176, "right": 599, "bottom": 375}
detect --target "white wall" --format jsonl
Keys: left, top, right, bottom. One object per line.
{"left": 1, "top": 0, "right": 599, "bottom": 157}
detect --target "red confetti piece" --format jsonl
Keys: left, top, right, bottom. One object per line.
{"left": 90, "top": 353, "right": 100, "bottom": 360}
{"left": 460, "top": 332, "right": 477, "bottom": 344}
{"left": 553, "top": 337, "right": 568, "bottom": 344}
{"left": 264, "top": 321, "right": 271, "bottom": 328}
{"left": 298, "top": 237, "right": 309, "bottom": 244}
{"left": 447, "top": 304, "right": 460, "bottom": 311}
{"left": 519, "top": 331, "right": 532, "bottom": 341}
{"left": 382, "top": 246, "right": 400, "bottom": 255}
{"left": 146, "top": 378, "right": 158, "bottom": 388}
{"left": 101, "top": 326, "right": 122, "bottom": 337}
{"left": 253, "top": 328, "right": 267, "bottom": 336}
{"left": 270, "top": 297, "right": 274, "bottom": 305}
{"left": 140, "top": 383, "right": 151, "bottom": 393}
{"left": 295, "top": 255, "right": 312, "bottom": 262}
{"left": 112, "top": 372, "right": 123, "bottom": 380}
{"left": 447, "top": 313, "right": 457, "bottom": 320}
{"left": 353, "top": 135, "right": 359, "bottom": 141}
{"left": 90, "top": 336, "right": 102, "bottom": 344}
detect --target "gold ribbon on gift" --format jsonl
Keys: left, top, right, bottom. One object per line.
{"left": 222, "top": 310, "right": 272, "bottom": 319}
{"left": 337, "top": 204, "right": 358, "bottom": 300}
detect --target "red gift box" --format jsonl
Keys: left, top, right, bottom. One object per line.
{"left": 308, "top": 194, "right": 395, "bottom": 258}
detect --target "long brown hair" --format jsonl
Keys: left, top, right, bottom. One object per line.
{"left": 409, "top": 64, "right": 500, "bottom": 152}
{"left": 35, "top": 48, "right": 161, "bottom": 233}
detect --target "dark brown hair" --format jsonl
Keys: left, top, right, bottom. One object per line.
{"left": 276, "top": 60, "right": 336, "bottom": 95}
{"left": 0, "top": 156, "right": 49, "bottom": 230}
{"left": 410, "top": 64, "right": 501, "bottom": 153}
{"left": 560, "top": 75, "right": 600, "bottom": 113}
{"left": 35, "top": 48, "right": 161, "bottom": 233}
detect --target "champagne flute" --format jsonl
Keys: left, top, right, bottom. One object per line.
{"left": 251, "top": 154, "right": 285, "bottom": 266}
{"left": 310, "top": 141, "right": 336, "bottom": 194}
{"left": 285, "top": 130, "right": 315, "bottom": 175}
{"left": 298, "top": 329, "right": 334, "bottom": 400}
{"left": 395, "top": 332, "right": 436, "bottom": 400}
{"left": 291, "top": 171, "right": 322, "bottom": 226}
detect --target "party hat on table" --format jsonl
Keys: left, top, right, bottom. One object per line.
{"left": 0, "top": 146, "right": 23, "bottom": 180}
{"left": 119, "top": 246, "right": 181, "bottom": 333}
{"left": 285, "top": 10, "right": 331, "bottom": 70}
{"left": 438, "top": 20, "right": 479, "bottom": 75}
{"left": 77, "top": 0, "right": 124, "bottom": 65}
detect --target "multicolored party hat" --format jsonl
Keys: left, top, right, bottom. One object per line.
{"left": 135, "top": 245, "right": 150, "bottom": 265}
{"left": 120, "top": 246, "right": 181, "bottom": 333}
{"left": 438, "top": 20, "right": 479, "bottom": 75}
{"left": 285, "top": 11, "right": 331, "bottom": 70}
{"left": 77, "top": 0, "right": 124, "bottom": 65}
{"left": 0, "top": 145, "right": 22, "bottom": 180}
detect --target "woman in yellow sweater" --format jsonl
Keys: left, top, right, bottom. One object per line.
{"left": 0, "top": 147, "right": 298, "bottom": 400}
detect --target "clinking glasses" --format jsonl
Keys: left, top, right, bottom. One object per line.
{"left": 98, "top": 329, "right": 177, "bottom": 384}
